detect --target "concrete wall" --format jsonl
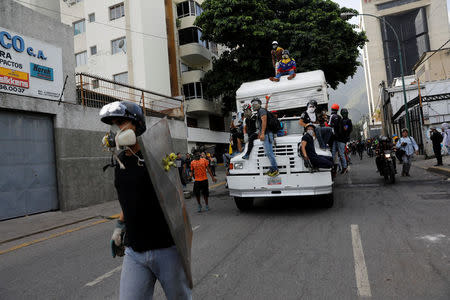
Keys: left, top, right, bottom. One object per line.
{"left": 0, "top": 2, "right": 187, "bottom": 211}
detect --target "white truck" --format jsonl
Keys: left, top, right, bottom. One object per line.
{"left": 227, "top": 70, "right": 334, "bottom": 210}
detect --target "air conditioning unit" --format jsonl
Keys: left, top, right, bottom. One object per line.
{"left": 63, "top": 0, "right": 77, "bottom": 6}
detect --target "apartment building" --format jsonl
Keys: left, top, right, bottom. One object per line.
{"left": 59, "top": 0, "right": 229, "bottom": 155}
{"left": 360, "top": 0, "right": 449, "bottom": 125}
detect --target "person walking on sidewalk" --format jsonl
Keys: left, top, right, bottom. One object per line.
{"left": 430, "top": 127, "right": 443, "bottom": 166}
{"left": 99, "top": 101, "right": 191, "bottom": 300}
{"left": 252, "top": 97, "right": 279, "bottom": 177}
{"left": 190, "top": 152, "right": 217, "bottom": 212}
{"left": 396, "top": 128, "right": 419, "bottom": 176}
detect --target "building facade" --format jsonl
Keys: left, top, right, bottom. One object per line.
{"left": 360, "top": 0, "right": 449, "bottom": 125}
{"left": 59, "top": 0, "right": 230, "bottom": 156}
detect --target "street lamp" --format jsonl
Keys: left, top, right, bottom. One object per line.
{"left": 341, "top": 12, "right": 411, "bottom": 134}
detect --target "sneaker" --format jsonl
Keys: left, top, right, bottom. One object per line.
{"left": 205, "top": 205, "right": 209, "bottom": 212}
{"left": 268, "top": 170, "right": 279, "bottom": 177}
{"left": 197, "top": 205, "right": 202, "bottom": 213}
{"left": 269, "top": 77, "right": 280, "bottom": 82}
{"left": 242, "top": 154, "right": 249, "bottom": 160}
{"left": 288, "top": 73, "right": 296, "bottom": 80}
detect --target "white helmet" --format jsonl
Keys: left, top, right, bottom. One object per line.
{"left": 272, "top": 41, "right": 278, "bottom": 45}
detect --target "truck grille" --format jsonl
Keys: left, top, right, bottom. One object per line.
{"left": 256, "top": 145, "right": 296, "bottom": 172}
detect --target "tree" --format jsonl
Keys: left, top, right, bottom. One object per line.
{"left": 195, "top": 0, "right": 367, "bottom": 112}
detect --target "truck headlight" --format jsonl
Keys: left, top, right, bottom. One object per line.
{"left": 384, "top": 153, "right": 391, "bottom": 158}
{"left": 234, "top": 162, "right": 244, "bottom": 170}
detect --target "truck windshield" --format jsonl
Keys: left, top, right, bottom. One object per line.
{"left": 280, "top": 119, "right": 304, "bottom": 135}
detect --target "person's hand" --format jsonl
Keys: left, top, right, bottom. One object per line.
{"left": 415, "top": 151, "right": 419, "bottom": 155}
{"left": 111, "top": 220, "right": 125, "bottom": 246}
{"left": 244, "top": 134, "right": 249, "bottom": 143}
{"left": 212, "top": 176, "right": 217, "bottom": 183}
{"left": 259, "top": 133, "right": 265, "bottom": 141}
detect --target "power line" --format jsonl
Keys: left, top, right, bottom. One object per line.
{"left": 417, "top": 39, "right": 450, "bottom": 67}
{"left": 14, "top": 0, "right": 168, "bottom": 41}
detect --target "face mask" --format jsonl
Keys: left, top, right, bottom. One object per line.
{"left": 282, "top": 55, "right": 288, "bottom": 59}
{"left": 307, "top": 107, "right": 315, "bottom": 114}
{"left": 102, "top": 123, "right": 136, "bottom": 150}
{"left": 272, "top": 45, "right": 277, "bottom": 50}
{"left": 252, "top": 103, "right": 261, "bottom": 110}
{"left": 307, "top": 129, "right": 314, "bottom": 136}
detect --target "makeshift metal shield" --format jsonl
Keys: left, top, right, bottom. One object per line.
{"left": 138, "top": 118, "right": 193, "bottom": 288}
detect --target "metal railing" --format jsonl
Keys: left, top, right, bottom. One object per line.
{"left": 75, "top": 73, "right": 184, "bottom": 119}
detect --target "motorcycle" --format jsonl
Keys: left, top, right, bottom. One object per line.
{"left": 376, "top": 150, "right": 396, "bottom": 184}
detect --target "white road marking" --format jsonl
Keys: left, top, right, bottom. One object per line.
{"left": 418, "top": 234, "right": 447, "bottom": 242}
{"left": 351, "top": 224, "right": 372, "bottom": 298}
{"left": 193, "top": 225, "right": 200, "bottom": 231}
{"left": 85, "top": 266, "right": 122, "bottom": 287}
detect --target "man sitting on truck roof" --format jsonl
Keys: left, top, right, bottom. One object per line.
{"left": 301, "top": 124, "right": 333, "bottom": 169}
{"left": 251, "top": 97, "right": 279, "bottom": 177}
{"left": 271, "top": 41, "right": 284, "bottom": 76}
{"left": 269, "top": 50, "right": 296, "bottom": 82}
{"left": 299, "top": 100, "right": 333, "bottom": 150}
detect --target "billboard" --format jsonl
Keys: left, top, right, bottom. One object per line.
{"left": 0, "top": 27, "right": 63, "bottom": 101}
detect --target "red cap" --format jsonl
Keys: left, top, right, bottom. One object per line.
{"left": 271, "top": 110, "right": 278, "bottom": 114}
{"left": 331, "top": 103, "right": 340, "bottom": 110}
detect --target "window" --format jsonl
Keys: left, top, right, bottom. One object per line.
{"left": 178, "top": 27, "right": 208, "bottom": 48}
{"left": 90, "top": 45, "right": 97, "bottom": 55}
{"left": 73, "top": 19, "right": 85, "bottom": 35}
{"left": 110, "top": 3, "right": 125, "bottom": 20}
{"left": 88, "top": 13, "right": 95, "bottom": 22}
{"left": 113, "top": 72, "right": 128, "bottom": 88}
{"left": 75, "top": 51, "right": 87, "bottom": 67}
{"left": 177, "top": 1, "right": 203, "bottom": 18}
{"left": 180, "top": 62, "right": 191, "bottom": 73}
{"left": 92, "top": 79, "right": 99, "bottom": 89}
{"left": 377, "top": 0, "right": 421, "bottom": 10}
{"left": 111, "top": 37, "right": 126, "bottom": 54}
{"left": 182, "top": 82, "right": 203, "bottom": 100}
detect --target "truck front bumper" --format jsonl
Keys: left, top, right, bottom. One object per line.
{"left": 227, "top": 171, "right": 333, "bottom": 198}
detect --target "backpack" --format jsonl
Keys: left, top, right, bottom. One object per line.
{"left": 267, "top": 111, "right": 282, "bottom": 132}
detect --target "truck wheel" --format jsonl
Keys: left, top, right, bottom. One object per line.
{"left": 234, "top": 197, "right": 254, "bottom": 211}
{"left": 322, "top": 193, "right": 334, "bottom": 208}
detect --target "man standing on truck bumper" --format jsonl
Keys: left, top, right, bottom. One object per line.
{"left": 252, "top": 97, "right": 279, "bottom": 177}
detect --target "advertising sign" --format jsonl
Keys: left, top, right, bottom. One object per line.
{"left": 0, "top": 27, "right": 63, "bottom": 101}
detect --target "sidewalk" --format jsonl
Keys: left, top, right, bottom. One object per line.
{"left": 0, "top": 166, "right": 228, "bottom": 245}
{"left": 413, "top": 154, "right": 450, "bottom": 177}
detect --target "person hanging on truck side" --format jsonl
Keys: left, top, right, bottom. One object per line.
{"left": 329, "top": 103, "right": 348, "bottom": 174}
{"left": 269, "top": 50, "right": 296, "bottom": 82}
{"left": 271, "top": 41, "right": 284, "bottom": 76}
{"left": 301, "top": 123, "right": 334, "bottom": 169}
{"left": 299, "top": 100, "right": 333, "bottom": 150}
{"left": 242, "top": 104, "right": 258, "bottom": 160}
{"left": 251, "top": 97, "right": 279, "bottom": 177}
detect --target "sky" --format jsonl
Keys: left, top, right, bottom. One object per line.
{"left": 332, "top": 0, "right": 450, "bottom": 24}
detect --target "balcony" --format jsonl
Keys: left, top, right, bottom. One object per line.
{"left": 179, "top": 43, "right": 211, "bottom": 65}
{"left": 186, "top": 98, "right": 221, "bottom": 115}
{"left": 181, "top": 70, "right": 205, "bottom": 84}
{"left": 187, "top": 127, "right": 229, "bottom": 144}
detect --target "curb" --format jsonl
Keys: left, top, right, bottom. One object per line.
{"left": 426, "top": 166, "right": 450, "bottom": 177}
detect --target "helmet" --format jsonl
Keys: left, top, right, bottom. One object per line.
{"left": 251, "top": 97, "right": 262, "bottom": 104}
{"left": 272, "top": 41, "right": 278, "bottom": 45}
{"left": 307, "top": 100, "right": 317, "bottom": 107}
{"left": 242, "top": 104, "right": 252, "bottom": 111}
{"left": 331, "top": 103, "right": 340, "bottom": 111}
{"left": 282, "top": 49, "right": 290, "bottom": 56}
{"left": 100, "top": 101, "right": 146, "bottom": 136}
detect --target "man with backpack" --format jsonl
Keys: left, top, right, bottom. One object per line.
{"left": 329, "top": 103, "right": 348, "bottom": 174}
{"left": 251, "top": 97, "right": 279, "bottom": 177}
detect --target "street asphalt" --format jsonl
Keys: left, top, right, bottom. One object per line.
{"left": 0, "top": 154, "right": 449, "bottom": 299}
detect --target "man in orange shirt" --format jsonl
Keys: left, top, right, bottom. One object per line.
{"left": 190, "top": 152, "right": 217, "bottom": 212}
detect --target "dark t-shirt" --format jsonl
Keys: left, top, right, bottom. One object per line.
{"left": 245, "top": 117, "right": 257, "bottom": 135}
{"left": 302, "top": 133, "right": 318, "bottom": 160}
{"left": 340, "top": 118, "right": 353, "bottom": 142}
{"left": 256, "top": 108, "right": 268, "bottom": 134}
{"left": 114, "top": 151, "right": 174, "bottom": 252}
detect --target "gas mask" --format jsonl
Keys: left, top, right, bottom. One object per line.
{"left": 102, "top": 124, "right": 137, "bottom": 151}
{"left": 307, "top": 129, "right": 314, "bottom": 136}
{"left": 272, "top": 44, "right": 278, "bottom": 50}
{"left": 251, "top": 102, "right": 261, "bottom": 111}
{"left": 307, "top": 106, "right": 315, "bottom": 114}
{"left": 282, "top": 54, "right": 289, "bottom": 59}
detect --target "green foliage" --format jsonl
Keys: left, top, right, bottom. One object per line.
{"left": 195, "top": 0, "right": 367, "bottom": 112}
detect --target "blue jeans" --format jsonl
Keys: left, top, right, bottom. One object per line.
{"left": 120, "top": 246, "right": 191, "bottom": 300}
{"left": 263, "top": 132, "right": 278, "bottom": 171}
{"left": 315, "top": 127, "right": 332, "bottom": 148}
{"left": 332, "top": 141, "right": 347, "bottom": 169}
{"left": 275, "top": 70, "right": 295, "bottom": 79}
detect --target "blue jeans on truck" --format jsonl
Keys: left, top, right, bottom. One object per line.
{"left": 332, "top": 141, "right": 347, "bottom": 169}
{"left": 264, "top": 131, "right": 278, "bottom": 172}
